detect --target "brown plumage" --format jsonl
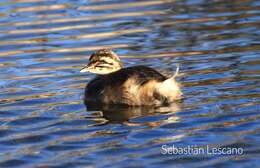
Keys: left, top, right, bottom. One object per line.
{"left": 80, "top": 49, "right": 182, "bottom": 106}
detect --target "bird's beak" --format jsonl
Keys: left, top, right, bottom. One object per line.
{"left": 80, "top": 66, "right": 90, "bottom": 73}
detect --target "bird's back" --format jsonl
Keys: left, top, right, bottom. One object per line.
{"left": 85, "top": 66, "right": 170, "bottom": 105}
{"left": 86, "top": 66, "right": 166, "bottom": 95}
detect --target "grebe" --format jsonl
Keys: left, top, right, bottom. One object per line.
{"left": 80, "top": 49, "right": 182, "bottom": 106}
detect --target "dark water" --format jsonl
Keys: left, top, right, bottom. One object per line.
{"left": 0, "top": 0, "right": 260, "bottom": 167}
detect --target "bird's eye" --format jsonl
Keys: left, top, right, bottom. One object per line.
{"left": 96, "top": 64, "right": 108, "bottom": 68}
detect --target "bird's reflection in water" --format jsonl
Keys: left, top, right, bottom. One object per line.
{"left": 84, "top": 101, "right": 182, "bottom": 125}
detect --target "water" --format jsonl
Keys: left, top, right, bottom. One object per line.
{"left": 0, "top": 0, "right": 260, "bottom": 167}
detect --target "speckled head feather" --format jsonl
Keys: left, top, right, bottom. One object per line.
{"left": 89, "top": 49, "right": 121, "bottom": 63}
{"left": 80, "top": 49, "right": 123, "bottom": 74}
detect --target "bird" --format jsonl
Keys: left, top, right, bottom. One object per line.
{"left": 80, "top": 49, "right": 182, "bottom": 106}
